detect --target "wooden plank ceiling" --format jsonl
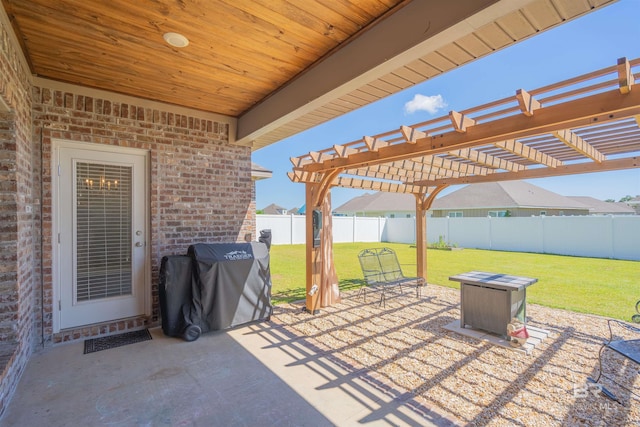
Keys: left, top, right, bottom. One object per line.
{"left": 1, "top": 0, "right": 617, "bottom": 149}
{"left": 3, "top": 0, "right": 403, "bottom": 116}
{"left": 289, "top": 58, "right": 640, "bottom": 193}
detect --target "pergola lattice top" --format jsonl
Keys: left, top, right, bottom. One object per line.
{"left": 289, "top": 57, "right": 640, "bottom": 194}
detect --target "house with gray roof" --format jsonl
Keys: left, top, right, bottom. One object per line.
{"left": 430, "top": 181, "right": 589, "bottom": 217}
{"left": 251, "top": 162, "right": 272, "bottom": 181}
{"left": 334, "top": 192, "right": 416, "bottom": 218}
{"left": 262, "top": 203, "right": 288, "bottom": 215}
{"left": 625, "top": 195, "right": 640, "bottom": 215}
{"left": 567, "top": 196, "right": 636, "bottom": 215}
{"left": 336, "top": 181, "right": 601, "bottom": 218}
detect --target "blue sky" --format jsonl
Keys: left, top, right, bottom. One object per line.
{"left": 253, "top": 0, "right": 640, "bottom": 211}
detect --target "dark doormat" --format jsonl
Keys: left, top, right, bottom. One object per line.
{"left": 84, "top": 329, "right": 152, "bottom": 354}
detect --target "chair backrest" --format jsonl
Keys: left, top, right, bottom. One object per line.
{"left": 358, "top": 248, "right": 384, "bottom": 284}
{"left": 358, "top": 247, "right": 404, "bottom": 284}
{"left": 377, "top": 247, "right": 404, "bottom": 281}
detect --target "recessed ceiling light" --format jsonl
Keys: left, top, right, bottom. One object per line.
{"left": 163, "top": 32, "right": 189, "bottom": 48}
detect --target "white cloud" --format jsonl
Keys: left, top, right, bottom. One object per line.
{"left": 404, "top": 94, "right": 447, "bottom": 115}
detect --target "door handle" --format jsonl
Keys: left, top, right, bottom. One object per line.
{"left": 135, "top": 242, "right": 144, "bottom": 247}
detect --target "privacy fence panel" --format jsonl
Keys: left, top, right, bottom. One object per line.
{"left": 354, "top": 217, "right": 385, "bottom": 242}
{"left": 612, "top": 216, "right": 640, "bottom": 260}
{"left": 489, "top": 217, "right": 544, "bottom": 253}
{"left": 256, "top": 215, "right": 639, "bottom": 260}
{"left": 383, "top": 217, "right": 415, "bottom": 244}
{"left": 333, "top": 216, "right": 357, "bottom": 243}
{"left": 542, "top": 216, "right": 612, "bottom": 259}
{"left": 448, "top": 218, "right": 491, "bottom": 249}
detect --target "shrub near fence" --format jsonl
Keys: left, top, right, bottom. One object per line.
{"left": 256, "top": 215, "right": 640, "bottom": 261}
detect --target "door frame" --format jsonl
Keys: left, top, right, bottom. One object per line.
{"left": 51, "top": 139, "right": 151, "bottom": 333}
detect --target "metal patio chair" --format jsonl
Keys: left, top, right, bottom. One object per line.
{"left": 357, "top": 247, "right": 424, "bottom": 307}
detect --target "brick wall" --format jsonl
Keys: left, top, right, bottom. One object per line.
{"left": 0, "top": 14, "right": 36, "bottom": 418}
{"left": 0, "top": 113, "right": 17, "bottom": 343}
{"left": 1, "top": 10, "right": 258, "bottom": 416}
{"left": 33, "top": 82, "right": 255, "bottom": 344}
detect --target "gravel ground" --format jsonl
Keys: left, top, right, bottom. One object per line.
{"left": 270, "top": 284, "right": 640, "bottom": 426}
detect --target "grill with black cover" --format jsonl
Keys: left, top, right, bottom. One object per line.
{"left": 159, "top": 242, "right": 272, "bottom": 341}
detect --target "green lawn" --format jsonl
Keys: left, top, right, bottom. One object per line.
{"left": 269, "top": 242, "right": 639, "bottom": 321}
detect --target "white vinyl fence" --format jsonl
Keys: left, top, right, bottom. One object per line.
{"left": 256, "top": 215, "right": 640, "bottom": 261}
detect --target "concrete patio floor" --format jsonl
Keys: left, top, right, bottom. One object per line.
{"left": 3, "top": 284, "right": 639, "bottom": 426}
{"left": 2, "top": 319, "right": 454, "bottom": 426}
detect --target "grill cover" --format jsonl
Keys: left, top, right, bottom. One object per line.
{"left": 159, "top": 255, "right": 199, "bottom": 339}
{"left": 188, "top": 242, "right": 272, "bottom": 332}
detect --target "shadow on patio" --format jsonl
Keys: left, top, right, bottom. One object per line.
{"left": 4, "top": 285, "right": 639, "bottom": 426}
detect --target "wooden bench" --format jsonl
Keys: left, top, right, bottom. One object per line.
{"left": 357, "top": 247, "right": 424, "bottom": 307}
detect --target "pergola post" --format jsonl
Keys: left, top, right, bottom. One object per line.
{"left": 414, "top": 185, "right": 449, "bottom": 285}
{"left": 304, "top": 169, "right": 341, "bottom": 313}
{"left": 304, "top": 183, "right": 322, "bottom": 313}
{"left": 414, "top": 193, "right": 428, "bottom": 281}
{"left": 320, "top": 193, "right": 340, "bottom": 307}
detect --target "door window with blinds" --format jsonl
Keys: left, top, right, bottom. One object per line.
{"left": 75, "top": 162, "right": 133, "bottom": 301}
{"left": 55, "top": 141, "right": 147, "bottom": 331}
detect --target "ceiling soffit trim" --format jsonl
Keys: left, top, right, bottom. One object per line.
{"left": 236, "top": 0, "right": 535, "bottom": 147}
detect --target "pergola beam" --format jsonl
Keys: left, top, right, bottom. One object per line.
{"left": 449, "top": 110, "right": 476, "bottom": 132}
{"left": 494, "top": 140, "right": 563, "bottom": 168}
{"left": 290, "top": 156, "right": 312, "bottom": 168}
{"left": 334, "top": 177, "right": 428, "bottom": 194}
{"left": 448, "top": 148, "right": 525, "bottom": 172}
{"left": 302, "top": 87, "right": 640, "bottom": 173}
{"left": 401, "top": 125, "right": 428, "bottom": 143}
{"left": 288, "top": 170, "right": 320, "bottom": 183}
{"left": 516, "top": 89, "right": 541, "bottom": 116}
{"left": 394, "top": 156, "right": 492, "bottom": 176}
{"left": 343, "top": 168, "right": 445, "bottom": 184}
{"left": 309, "top": 151, "right": 335, "bottom": 163}
{"left": 358, "top": 162, "right": 453, "bottom": 178}
{"left": 358, "top": 157, "right": 486, "bottom": 179}
{"left": 618, "top": 57, "right": 635, "bottom": 94}
{"left": 364, "top": 136, "right": 392, "bottom": 151}
{"left": 553, "top": 129, "right": 606, "bottom": 163}
{"left": 333, "top": 144, "right": 357, "bottom": 158}
{"left": 412, "top": 157, "right": 638, "bottom": 186}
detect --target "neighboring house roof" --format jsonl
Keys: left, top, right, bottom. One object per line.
{"left": 262, "top": 203, "right": 288, "bottom": 215}
{"left": 626, "top": 195, "right": 640, "bottom": 205}
{"left": 251, "top": 162, "right": 272, "bottom": 180}
{"left": 334, "top": 192, "right": 415, "bottom": 213}
{"left": 431, "top": 181, "right": 588, "bottom": 210}
{"left": 333, "top": 182, "right": 633, "bottom": 215}
{"left": 288, "top": 207, "right": 300, "bottom": 215}
{"left": 567, "top": 196, "right": 637, "bottom": 215}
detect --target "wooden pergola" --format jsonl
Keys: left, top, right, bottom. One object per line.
{"left": 289, "top": 57, "right": 640, "bottom": 314}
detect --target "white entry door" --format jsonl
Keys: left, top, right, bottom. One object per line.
{"left": 54, "top": 141, "right": 149, "bottom": 330}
